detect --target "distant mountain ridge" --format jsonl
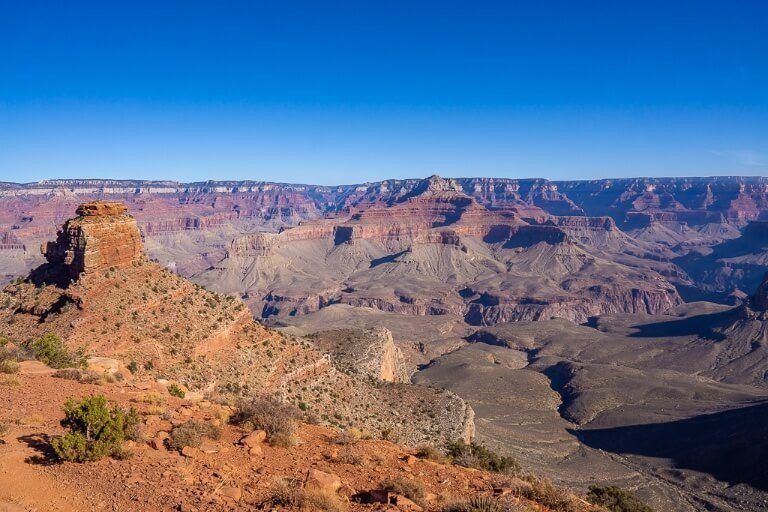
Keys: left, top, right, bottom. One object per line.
{"left": 4, "top": 174, "right": 768, "bottom": 223}
{"left": 1, "top": 174, "right": 768, "bottom": 311}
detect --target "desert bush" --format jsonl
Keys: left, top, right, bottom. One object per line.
{"left": 167, "top": 420, "right": 221, "bottom": 452}
{"left": 0, "top": 359, "right": 19, "bottom": 374}
{"left": 443, "top": 496, "right": 510, "bottom": 512}
{"left": 335, "top": 427, "right": 364, "bottom": 445}
{"left": 0, "top": 420, "right": 10, "bottom": 438}
{"left": 269, "top": 477, "right": 345, "bottom": 512}
{"left": 587, "top": 485, "right": 654, "bottom": 512}
{"left": 22, "top": 333, "right": 85, "bottom": 369}
{"left": 517, "top": 478, "right": 579, "bottom": 512}
{"left": 167, "top": 383, "right": 185, "bottom": 398}
{"left": 446, "top": 440, "right": 520, "bottom": 475}
{"left": 337, "top": 447, "right": 366, "bottom": 465}
{"left": 53, "top": 368, "right": 83, "bottom": 381}
{"left": 231, "top": 395, "right": 297, "bottom": 444}
{"left": 380, "top": 427, "right": 398, "bottom": 442}
{"left": 416, "top": 445, "right": 448, "bottom": 463}
{"left": 0, "top": 375, "right": 20, "bottom": 386}
{"left": 380, "top": 477, "right": 427, "bottom": 508}
{"left": 53, "top": 368, "right": 104, "bottom": 384}
{"left": 52, "top": 395, "right": 140, "bottom": 462}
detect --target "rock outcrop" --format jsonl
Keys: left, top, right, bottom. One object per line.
{"left": 40, "top": 201, "right": 143, "bottom": 281}
{"left": 306, "top": 328, "right": 411, "bottom": 384}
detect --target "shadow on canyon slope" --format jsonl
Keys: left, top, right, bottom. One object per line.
{"left": 627, "top": 310, "right": 734, "bottom": 341}
{"left": 573, "top": 401, "right": 768, "bottom": 491}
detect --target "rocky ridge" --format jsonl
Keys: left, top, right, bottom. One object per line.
{"left": 0, "top": 201, "right": 474, "bottom": 447}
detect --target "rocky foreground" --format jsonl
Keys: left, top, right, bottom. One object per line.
{"left": 0, "top": 200, "right": 620, "bottom": 512}
{"left": 0, "top": 366, "right": 603, "bottom": 512}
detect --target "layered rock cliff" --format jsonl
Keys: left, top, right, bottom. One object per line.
{"left": 40, "top": 201, "right": 143, "bottom": 282}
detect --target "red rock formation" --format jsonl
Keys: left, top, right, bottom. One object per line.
{"left": 41, "top": 201, "right": 143, "bottom": 280}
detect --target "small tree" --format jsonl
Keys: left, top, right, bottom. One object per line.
{"left": 23, "top": 333, "right": 85, "bottom": 369}
{"left": 52, "top": 395, "right": 139, "bottom": 462}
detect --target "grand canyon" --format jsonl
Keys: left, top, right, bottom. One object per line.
{"left": 2, "top": 176, "right": 768, "bottom": 511}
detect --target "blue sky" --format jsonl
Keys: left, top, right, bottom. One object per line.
{"left": 1, "top": 1, "right": 766, "bottom": 185}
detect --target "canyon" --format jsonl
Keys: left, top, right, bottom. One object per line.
{"left": 5, "top": 175, "right": 768, "bottom": 322}
{"left": 4, "top": 176, "right": 768, "bottom": 510}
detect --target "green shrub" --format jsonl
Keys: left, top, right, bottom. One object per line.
{"left": 167, "top": 420, "right": 221, "bottom": 452}
{"left": 446, "top": 440, "right": 520, "bottom": 474}
{"left": 231, "top": 395, "right": 297, "bottom": 444}
{"left": 587, "top": 485, "right": 654, "bottom": 512}
{"left": 23, "top": 333, "right": 85, "bottom": 369}
{"left": 52, "top": 395, "right": 140, "bottom": 462}
{"left": 167, "top": 383, "right": 185, "bottom": 398}
{"left": 380, "top": 477, "right": 427, "bottom": 508}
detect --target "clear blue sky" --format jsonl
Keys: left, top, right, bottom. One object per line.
{"left": 1, "top": 0, "right": 766, "bottom": 185}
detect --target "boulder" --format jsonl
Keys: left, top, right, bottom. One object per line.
{"left": 392, "top": 494, "right": 423, "bottom": 511}
{"left": 87, "top": 356, "right": 128, "bottom": 376}
{"left": 240, "top": 430, "right": 267, "bottom": 448}
{"left": 150, "top": 432, "right": 169, "bottom": 450}
{"left": 304, "top": 469, "right": 342, "bottom": 494}
{"left": 220, "top": 486, "right": 242, "bottom": 502}
{"left": 181, "top": 446, "right": 202, "bottom": 459}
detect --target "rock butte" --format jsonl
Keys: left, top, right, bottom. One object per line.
{"left": 41, "top": 200, "right": 143, "bottom": 281}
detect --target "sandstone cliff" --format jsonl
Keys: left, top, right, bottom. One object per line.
{"left": 40, "top": 201, "right": 143, "bottom": 282}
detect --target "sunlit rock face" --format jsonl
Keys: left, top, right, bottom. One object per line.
{"left": 41, "top": 201, "right": 143, "bottom": 280}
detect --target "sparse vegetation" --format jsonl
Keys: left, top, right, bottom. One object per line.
{"left": 0, "top": 359, "right": 19, "bottom": 374}
{"left": 587, "top": 485, "right": 654, "bottom": 512}
{"left": 443, "top": 496, "right": 510, "bottom": 512}
{"left": 269, "top": 477, "right": 346, "bottom": 512}
{"left": 231, "top": 394, "right": 297, "bottom": 446}
{"left": 516, "top": 477, "right": 579, "bottom": 512}
{"left": 380, "top": 477, "right": 427, "bottom": 508}
{"left": 336, "top": 447, "right": 366, "bottom": 465}
{"left": 335, "top": 427, "right": 365, "bottom": 445}
{"left": 22, "top": 333, "right": 85, "bottom": 369}
{"left": 52, "top": 395, "right": 140, "bottom": 462}
{"left": 0, "top": 420, "right": 10, "bottom": 439}
{"left": 0, "top": 375, "right": 20, "bottom": 386}
{"left": 53, "top": 368, "right": 103, "bottom": 384}
{"left": 416, "top": 445, "right": 448, "bottom": 463}
{"left": 167, "top": 383, "right": 185, "bottom": 398}
{"left": 167, "top": 420, "right": 221, "bottom": 452}
{"left": 446, "top": 440, "right": 520, "bottom": 475}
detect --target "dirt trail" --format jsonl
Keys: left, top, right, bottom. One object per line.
{"left": 0, "top": 429, "right": 94, "bottom": 512}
